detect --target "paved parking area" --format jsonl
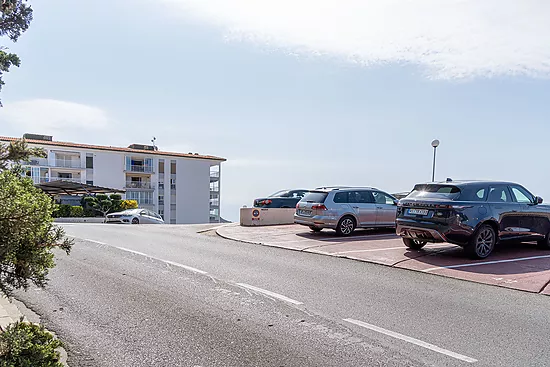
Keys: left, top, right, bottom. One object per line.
{"left": 217, "top": 224, "right": 550, "bottom": 295}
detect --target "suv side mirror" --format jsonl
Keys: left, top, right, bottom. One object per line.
{"left": 535, "top": 196, "right": 544, "bottom": 204}
{"left": 393, "top": 199, "right": 399, "bottom": 206}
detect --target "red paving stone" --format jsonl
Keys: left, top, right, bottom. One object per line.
{"left": 216, "top": 224, "right": 550, "bottom": 295}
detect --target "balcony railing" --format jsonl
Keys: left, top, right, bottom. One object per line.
{"left": 126, "top": 165, "right": 153, "bottom": 173}
{"left": 53, "top": 159, "right": 82, "bottom": 168}
{"left": 26, "top": 158, "right": 49, "bottom": 166}
{"left": 210, "top": 199, "right": 220, "bottom": 207}
{"left": 49, "top": 177, "right": 82, "bottom": 183}
{"left": 125, "top": 182, "right": 155, "bottom": 190}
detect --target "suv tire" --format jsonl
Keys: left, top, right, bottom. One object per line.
{"left": 465, "top": 224, "right": 496, "bottom": 259}
{"left": 403, "top": 238, "right": 427, "bottom": 250}
{"left": 336, "top": 216, "right": 356, "bottom": 236}
{"left": 537, "top": 232, "right": 550, "bottom": 250}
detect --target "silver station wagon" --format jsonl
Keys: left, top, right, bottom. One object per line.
{"left": 294, "top": 187, "right": 398, "bottom": 235}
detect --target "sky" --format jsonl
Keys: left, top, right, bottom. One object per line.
{"left": 1, "top": 0, "right": 550, "bottom": 221}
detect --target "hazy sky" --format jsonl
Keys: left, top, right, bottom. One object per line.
{"left": 1, "top": 0, "right": 550, "bottom": 221}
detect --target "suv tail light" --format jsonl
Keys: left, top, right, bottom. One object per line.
{"left": 312, "top": 204, "right": 327, "bottom": 210}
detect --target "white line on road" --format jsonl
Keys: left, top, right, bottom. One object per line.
{"left": 236, "top": 283, "right": 303, "bottom": 305}
{"left": 113, "top": 247, "right": 209, "bottom": 275}
{"left": 343, "top": 318, "right": 478, "bottom": 363}
{"left": 423, "top": 254, "right": 550, "bottom": 272}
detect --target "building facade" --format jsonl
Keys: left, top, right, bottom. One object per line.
{"left": 0, "top": 134, "right": 225, "bottom": 224}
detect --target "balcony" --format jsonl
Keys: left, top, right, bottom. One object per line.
{"left": 49, "top": 177, "right": 82, "bottom": 183}
{"left": 210, "top": 199, "right": 220, "bottom": 207}
{"left": 125, "top": 165, "right": 153, "bottom": 173}
{"left": 52, "top": 159, "right": 82, "bottom": 169}
{"left": 26, "top": 157, "right": 49, "bottom": 166}
{"left": 125, "top": 181, "right": 155, "bottom": 190}
{"left": 210, "top": 172, "right": 220, "bottom": 182}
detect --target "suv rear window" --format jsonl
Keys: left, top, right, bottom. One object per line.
{"left": 300, "top": 192, "right": 328, "bottom": 203}
{"left": 407, "top": 184, "right": 461, "bottom": 200}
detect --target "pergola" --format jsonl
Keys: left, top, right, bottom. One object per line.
{"left": 36, "top": 180, "right": 125, "bottom": 196}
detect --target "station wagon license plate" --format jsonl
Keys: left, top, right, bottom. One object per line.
{"left": 407, "top": 209, "right": 429, "bottom": 216}
{"left": 298, "top": 209, "right": 312, "bottom": 216}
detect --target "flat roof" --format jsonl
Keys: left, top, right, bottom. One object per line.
{"left": 0, "top": 136, "right": 226, "bottom": 162}
{"left": 37, "top": 180, "right": 126, "bottom": 196}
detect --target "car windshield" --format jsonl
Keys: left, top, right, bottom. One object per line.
{"left": 269, "top": 190, "right": 290, "bottom": 197}
{"left": 300, "top": 191, "right": 328, "bottom": 203}
{"left": 121, "top": 209, "right": 141, "bottom": 215}
{"left": 407, "top": 184, "right": 461, "bottom": 200}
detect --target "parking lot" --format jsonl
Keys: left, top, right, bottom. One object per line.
{"left": 217, "top": 224, "right": 550, "bottom": 295}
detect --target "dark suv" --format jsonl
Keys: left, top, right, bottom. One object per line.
{"left": 396, "top": 181, "right": 550, "bottom": 259}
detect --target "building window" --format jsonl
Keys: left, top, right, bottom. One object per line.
{"left": 86, "top": 154, "right": 94, "bottom": 169}
{"left": 86, "top": 180, "right": 93, "bottom": 185}
{"left": 170, "top": 218, "right": 176, "bottom": 224}
{"left": 159, "top": 183, "right": 164, "bottom": 190}
{"left": 158, "top": 195, "right": 164, "bottom": 205}
{"left": 170, "top": 203, "right": 176, "bottom": 210}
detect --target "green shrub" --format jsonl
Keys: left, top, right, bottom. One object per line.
{"left": 0, "top": 319, "right": 64, "bottom": 367}
{"left": 70, "top": 206, "right": 83, "bottom": 217}
{"left": 53, "top": 204, "right": 71, "bottom": 218}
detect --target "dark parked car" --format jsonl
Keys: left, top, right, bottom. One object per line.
{"left": 396, "top": 181, "right": 550, "bottom": 259}
{"left": 254, "top": 189, "right": 309, "bottom": 208}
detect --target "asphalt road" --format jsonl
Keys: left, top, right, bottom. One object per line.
{"left": 15, "top": 224, "right": 550, "bottom": 367}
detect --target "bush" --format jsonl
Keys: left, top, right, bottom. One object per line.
{"left": 52, "top": 204, "right": 71, "bottom": 218}
{"left": 120, "top": 200, "right": 138, "bottom": 210}
{"left": 70, "top": 206, "right": 83, "bottom": 217}
{"left": 0, "top": 319, "right": 64, "bottom": 367}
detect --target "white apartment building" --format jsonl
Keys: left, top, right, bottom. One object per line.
{"left": 0, "top": 134, "right": 225, "bottom": 224}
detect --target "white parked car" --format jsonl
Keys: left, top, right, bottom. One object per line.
{"left": 106, "top": 209, "right": 165, "bottom": 224}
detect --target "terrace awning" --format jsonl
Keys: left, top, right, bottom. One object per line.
{"left": 36, "top": 180, "right": 125, "bottom": 196}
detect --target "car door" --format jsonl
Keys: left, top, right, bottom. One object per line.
{"left": 350, "top": 190, "right": 377, "bottom": 227}
{"left": 373, "top": 191, "right": 398, "bottom": 227}
{"left": 487, "top": 185, "right": 521, "bottom": 240}
{"left": 509, "top": 185, "right": 542, "bottom": 239}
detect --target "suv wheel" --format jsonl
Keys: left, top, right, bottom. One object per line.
{"left": 465, "top": 224, "right": 496, "bottom": 259}
{"left": 537, "top": 232, "right": 550, "bottom": 250}
{"left": 403, "top": 238, "right": 427, "bottom": 250}
{"left": 336, "top": 216, "right": 355, "bottom": 236}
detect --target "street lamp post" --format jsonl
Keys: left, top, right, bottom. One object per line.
{"left": 431, "top": 139, "right": 440, "bottom": 182}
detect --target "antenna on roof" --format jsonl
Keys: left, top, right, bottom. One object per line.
{"left": 151, "top": 137, "right": 157, "bottom": 151}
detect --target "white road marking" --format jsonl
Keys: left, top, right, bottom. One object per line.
{"left": 112, "top": 247, "right": 208, "bottom": 275}
{"left": 343, "top": 318, "right": 478, "bottom": 363}
{"left": 423, "top": 254, "right": 550, "bottom": 272}
{"left": 82, "top": 238, "right": 107, "bottom": 245}
{"left": 236, "top": 283, "right": 303, "bottom": 305}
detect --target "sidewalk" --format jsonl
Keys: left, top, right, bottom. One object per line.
{"left": 216, "top": 223, "right": 550, "bottom": 295}
{"left": 0, "top": 295, "right": 26, "bottom": 330}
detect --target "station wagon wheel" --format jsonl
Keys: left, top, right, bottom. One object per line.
{"left": 336, "top": 216, "right": 355, "bottom": 236}
{"left": 403, "top": 238, "right": 427, "bottom": 250}
{"left": 132, "top": 218, "right": 139, "bottom": 225}
{"left": 466, "top": 224, "right": 496, "bottom": 259}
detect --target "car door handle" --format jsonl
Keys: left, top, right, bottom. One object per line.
{"left": 352, "top": 206, "right": 359, "bottom": 209}
{"left": 376, "top": 206, "right": 383, "bottom": 209}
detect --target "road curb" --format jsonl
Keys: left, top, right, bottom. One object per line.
{"left": 214, "top": 226, "right": 550, "bottom": 296}
{"left": 0, "top": 295, "right": 69, "bottom": 366}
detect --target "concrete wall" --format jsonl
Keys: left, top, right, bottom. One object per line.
{"left": 175, "top": 159, "right": 211, "bottom": 224}
{"left": 240, "top": 208, "right": 296, "bottom": 226}
{"left": 92, "top": 151, "right": 125, "bottom": 190}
